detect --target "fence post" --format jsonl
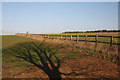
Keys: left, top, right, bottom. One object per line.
{"left": 55, "top": 35, "right": 56, "bottom": 39}
{"left": 53, "top": 35, "right": 55, "bottom": 39}
{"left": 49, "top": 35, "right": 50, "bottom": 39}
{"left": 44, "top": 35, "right": 46, "bottom": 38}
{"left": 85, "top": 35, "right": 87, "bottom": 42}
{"left": 56, "top": 35, "right": 57, "bottom": 39}
{"left": 26, "top": 32, "right": 28, "bottom": 37}
{"left": 57, "top": 34, "right": 58, "bottom": 39}
{"left": 45, "top": 35, "right": 46, "bottom": 38}
{"left": 110, "top": 36, "right": 113, "bottom": 46}
{"left": 48, "top": 35, "right": 49, "bottom": 39}
{"left": 61, "top": 35, "right": 62, "bottom": 40}
{"left": 50, "top": 35, "right": 51, "bottom": 39}
{"left": 53, "top": 35, "right": 54, "bottom": 39}
{"left": 57, "top": 34, "right": 59, "bottom": 39}
{"left": 66, "top": 35, "right": 67, "bottom": 40}
{"left": 51, "top": 35, "right": 53, "bottom": 39}
{"left": 52, "top": 35, "right": 53, "bottom": 39}
{"left": 95, "top": 35, "right": 98, "bottom": 45}
{"left": 71, "top": 35, "right": 72, "bottom": 41}
{"left": 77, "top": 35, "right": 79, "bottom": 42}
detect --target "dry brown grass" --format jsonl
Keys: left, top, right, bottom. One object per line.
{"left": 16, "top": 34, "right": 119, "bottom": 57}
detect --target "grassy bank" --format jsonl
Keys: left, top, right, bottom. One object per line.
{"left": 2, "top": 35, "right": 119, "bottom": 78}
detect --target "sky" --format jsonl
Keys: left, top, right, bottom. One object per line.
{"left": 2, "top": 2, "right": 118, "bottom": 35}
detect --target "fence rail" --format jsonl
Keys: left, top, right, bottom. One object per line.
{"left": 33, "top": 34, "right": 120, "bottom": 46}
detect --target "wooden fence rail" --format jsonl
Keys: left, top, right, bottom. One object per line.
{"left": 35, "top": 34, "right": 120, "bottom": 46}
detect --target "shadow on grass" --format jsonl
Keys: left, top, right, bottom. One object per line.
{"left": 7, "top": 41, "right": 62, "bottom": 80}
{"left": 3, "top": 41, "right": 89, "bottom": 79}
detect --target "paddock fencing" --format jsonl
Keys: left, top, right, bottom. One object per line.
{"left": 31, "top": 34, "right": 120, "bottom": 46}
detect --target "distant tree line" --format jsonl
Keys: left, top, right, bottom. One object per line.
{"left": 62, "top": 30, "right": 120, "bottom": 34}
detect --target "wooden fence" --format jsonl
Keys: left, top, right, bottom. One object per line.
{"left": 32, "top": 34, "right": 120, "bottom": 46}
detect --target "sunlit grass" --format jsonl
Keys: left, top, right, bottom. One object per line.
{"left": 2, "top": 35, "right": 34, "bottom": 49}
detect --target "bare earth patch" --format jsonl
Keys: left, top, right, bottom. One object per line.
{"left": 13, "top": 56, "right": 119, "bottom": 78}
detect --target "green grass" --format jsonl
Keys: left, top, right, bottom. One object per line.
{"left": 2, "top": 35, "right": 34, "bottom": 49}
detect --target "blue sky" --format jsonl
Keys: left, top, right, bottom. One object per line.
{"left": 2, "top": 2, "right": 118, "bottom": 34}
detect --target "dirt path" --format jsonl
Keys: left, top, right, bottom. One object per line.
{"left": 13, "top": 56, "right": 119, "bottom": 78}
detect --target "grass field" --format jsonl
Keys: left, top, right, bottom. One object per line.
{"left": 2, "top": 35, "right": 119, "bottom": 78}
{"left": 2, "top": 35, "right": 35, "bottom": 49}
